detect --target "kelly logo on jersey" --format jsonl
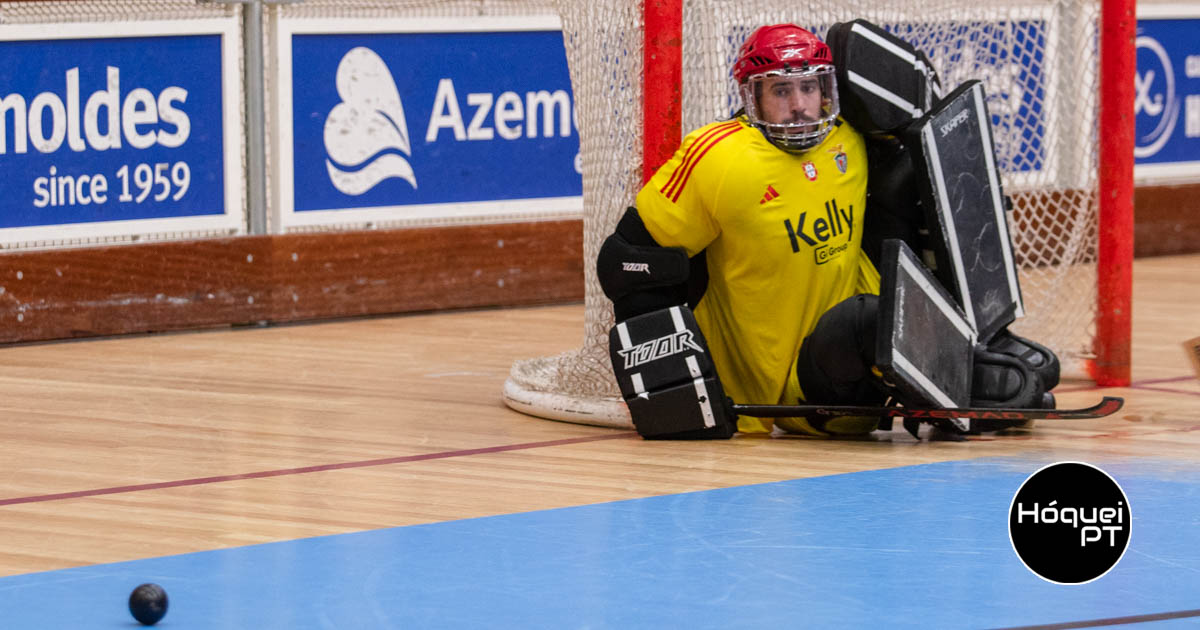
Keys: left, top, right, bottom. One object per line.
{"left": 783, "top": 198, "right": 854, "bottom": 264}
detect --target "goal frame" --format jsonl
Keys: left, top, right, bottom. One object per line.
{"left": 503, "top": 0, "right": 1136, "bottom": 429}
{"left": 641, "top": 0, "right": 1134, "bottom": 386}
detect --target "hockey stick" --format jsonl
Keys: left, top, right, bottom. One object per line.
{"left": 732, "top": 396, "right": 1123, "bottom": 440}
{"left": 730, "top": 396, "right": 1124, "bottom": 422}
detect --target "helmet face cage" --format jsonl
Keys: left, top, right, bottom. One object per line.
{"left": 741, "top": 66, "right": 839, "bottom": 154}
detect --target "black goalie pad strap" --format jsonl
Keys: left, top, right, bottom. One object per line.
{"left": 903, "top": 80, "right": 1024, "bottom": 344}
{"left": 626, "top": 378, "right": 735, "bottom": 440}
{"left": 608, "top": 306, "right": 734, "bottom": 439}
{"left": 827, "top": 19, "right": 941, "bottom": 137}
{"left": 987, "top": 327, "right": 1061, "bottom": 390}
{"left": 966, "top": 347, "right": 1054, "bottom": 433}
{"left": 971, "top": 346, "right": 1048, "bottom": 410}
{"left": 875, "top": 239, "right": 976, "bottom": 432}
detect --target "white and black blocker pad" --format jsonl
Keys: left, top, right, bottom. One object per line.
{"left": 904, "top": 80, "right": 1025, "bottom": 344}
{"left": 608, "top": 306, "right": 731, "bottom": 437}
{"left": 876, "top": 239, "right": 977, "bottom": 431}
{"left": 826, "top": 19, "right": 941, "bottom": 136}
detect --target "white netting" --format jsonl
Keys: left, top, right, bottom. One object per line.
{"left": 504, "top": 0, "right": 1102, "bottom": 427}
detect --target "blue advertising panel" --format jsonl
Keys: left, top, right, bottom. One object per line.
{"left": 952, "top": 21, "right": 1046, "bottom": 175}
{"left": 889, "top": 19, "right": 1050, "bottom": 177}
{"left": 0, "top": 20, "right": 243, "bottom": 245}
{"left": 1134, "top": 12, "right": 1200, "bottom": 181}
{"left": 278, "top": 17, "right": 581, "bottom": 227}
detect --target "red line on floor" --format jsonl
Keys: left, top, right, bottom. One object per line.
{"left": 1055, "top": 374, "right": 1195, "bottom": 393}
{"left": 1128, "top": 385, "right": 1200, "bottom": 399}
{"left": 0, "top": 432, "right": 637, "bottom": 507}
{"left": 988, "top": 607, "right": 1200, "bottom": 629}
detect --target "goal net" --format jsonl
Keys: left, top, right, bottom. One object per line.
{"left": 504, "top": 0, "right": 1125, "bottom": 428}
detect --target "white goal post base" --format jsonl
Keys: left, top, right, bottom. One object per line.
{"left": 502, "top": 378, "right": 632, "bottom": 429}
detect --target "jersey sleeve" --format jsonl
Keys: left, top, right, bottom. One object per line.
{"left": 633, "top": 122, "right": 743, "bottom": 255}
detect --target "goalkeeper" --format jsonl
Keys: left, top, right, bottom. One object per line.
{"left": 598, "top": 24, "right": 885, "bottom": 437}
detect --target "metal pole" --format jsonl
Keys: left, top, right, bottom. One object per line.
{"left": 243, "top": 0, "right": 268, "bottom": 234}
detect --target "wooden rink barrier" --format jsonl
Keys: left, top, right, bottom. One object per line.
{"left": 0, "top": 221, "right": 582, "bottom": 343}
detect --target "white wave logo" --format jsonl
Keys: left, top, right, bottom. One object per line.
{"left": 1134, "top": 34, "right": 1179, "bottom": 159}
{"left": 324, "top": 47, "right": 416, "bottom": 195}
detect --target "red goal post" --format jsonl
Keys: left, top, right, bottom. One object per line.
{"left": 504, "top": 0, "right": 1134, "bottom": 427}
{"left": 1095, "top": 0, "right": 1135, "bottom": 386}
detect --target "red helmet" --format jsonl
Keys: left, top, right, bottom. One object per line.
{"left": 733, "top": 24, "right": 833, "bottom": 84}
{"left": 734, "top": 25, "right": 839, "bottom": 153}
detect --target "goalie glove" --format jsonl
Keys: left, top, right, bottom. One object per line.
{"left": 608, "top": 305, "right": 736, "bottom": 439}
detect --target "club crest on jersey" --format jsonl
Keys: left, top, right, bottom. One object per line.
{"left": 835, "top": 153, "right": 848, "bottom": 173}
{"left": 827, "top": 144, "right": 848, "bottom": 174}
{"left": 802, "top": 161, "right": 818, "bottom": 181}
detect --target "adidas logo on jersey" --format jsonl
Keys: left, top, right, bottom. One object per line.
{"left": 760, "top": 184, "right": 780, "bottom": 204}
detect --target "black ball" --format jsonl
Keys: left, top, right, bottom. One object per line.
{"left": 128, "top": 583, "right": 169, "bottom": 626}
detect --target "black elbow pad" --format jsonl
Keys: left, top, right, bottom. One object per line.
{"left": 597, "top": 208, "right": 690, "bottom": 320}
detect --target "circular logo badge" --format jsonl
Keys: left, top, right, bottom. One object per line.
{"left": 1134, "top": 34, "right": 1178, "bottom": 159}
{"left": 1009, "top": 462, "right": 1131, "bottom": 584}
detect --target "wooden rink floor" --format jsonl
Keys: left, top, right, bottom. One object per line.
{"left": 0, "top": 254, "right": 1198, "bottom": 628}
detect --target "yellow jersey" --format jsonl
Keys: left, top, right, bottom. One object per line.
{"left": 635, "top": 116, "right": 880, "bottom": 433}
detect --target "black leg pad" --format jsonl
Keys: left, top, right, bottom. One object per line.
{"left": 609, "top": 306, "right": 736, "bottom": 439}
{"left": 626, "top": 378, "right": 736, "bottom": 439}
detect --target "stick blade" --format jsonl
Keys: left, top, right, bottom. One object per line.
{"left": 1041, "top": 396, "right": 1124, "bottom": 419}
